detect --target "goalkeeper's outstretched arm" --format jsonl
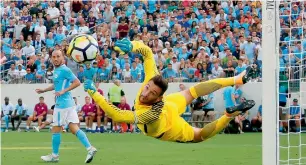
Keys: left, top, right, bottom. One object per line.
{"left": 89, "top": 91, "right": 164, "bottom": 124}
{"left": 130, "top": 41, "right": 159, "bottom": 83}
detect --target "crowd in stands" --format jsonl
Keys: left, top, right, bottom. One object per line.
{"left": 1, "top": 0, "right": 290, "bottom": 84}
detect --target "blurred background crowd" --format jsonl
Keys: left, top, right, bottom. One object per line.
{"left": 0, "top": 0, "right": 305, "bottom": 85}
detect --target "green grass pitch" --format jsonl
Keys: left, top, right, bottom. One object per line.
{"left": 1, "top": 132, "right": 305, "bottom": 165}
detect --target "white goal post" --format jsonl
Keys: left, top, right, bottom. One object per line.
{"left": 262, "top": 1, "right": 280, "bottom": 165}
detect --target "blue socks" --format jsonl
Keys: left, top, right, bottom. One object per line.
{"left": 52, "top": 133, "right": 61, "bottom": 155}
{"left": 279, "top": 126, "right": 284, "bottom": 132}
{"left": 76, "top": 129, "right": 91, "bottom": 150}
{"left": 2, "top": 115, "right": 10, "bottom": 129}
{"left": 52, "top": 129, "right": 91, "bottom": 156}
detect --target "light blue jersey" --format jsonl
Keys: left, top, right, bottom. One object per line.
{"left": 53, "top": 65, "right": 77, "bottom": 109}
{"left": 203, "top": 93, "right": 214, "bottom": 109}
{"left": 15, "top": 104, "right": 27, "bottom": 115}
{"left": 223, "top": 86, "right": 235, "bottom": 108}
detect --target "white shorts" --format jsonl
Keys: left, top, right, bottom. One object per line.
{"left": 52, "top": 106, "right": 79, "bottom": 126}
{"left": 46, "top": 115, "right": 53, "bottom": 123}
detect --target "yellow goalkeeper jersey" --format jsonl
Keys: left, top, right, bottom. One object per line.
{"left": 90, "top": 41, "right": 194, "bottom": 142}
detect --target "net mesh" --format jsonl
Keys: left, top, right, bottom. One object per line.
{"left": 278, "top": 1, "right": 306, "bottom": 165}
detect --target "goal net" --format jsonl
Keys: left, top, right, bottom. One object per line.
{"left": 262, "top": 1, "right": 306, "bottom": 165}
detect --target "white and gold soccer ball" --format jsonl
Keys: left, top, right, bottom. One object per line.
{"left": 67, "top": 34, "right": 98, "bottom": 64}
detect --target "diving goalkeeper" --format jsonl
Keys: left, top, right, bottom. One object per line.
{"left": 84, "top": 39, "right": 256, "bottom": 143}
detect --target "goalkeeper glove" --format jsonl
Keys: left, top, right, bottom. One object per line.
{"left": 114, "top": 38, "right": 133, "bottom": 55}
{"left": 83, "top": 80, "right": 97, "bottom": 96}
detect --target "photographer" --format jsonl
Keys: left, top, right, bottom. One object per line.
{"left": 190, "top": 96, "right": 206, "bottom": 128}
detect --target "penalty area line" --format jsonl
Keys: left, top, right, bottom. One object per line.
{"left": 1, "top": 147, "right": 78, "bottom": 150}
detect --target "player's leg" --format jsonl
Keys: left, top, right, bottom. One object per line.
{"left": 37, "top": 116, "right": 44, "bottom": 129}
{"left": 26, "top": 116, "right": 34, "bottom": 131}
{"left": 2, "top": 115, "right": 10, "bottom": 132}
{"left": 251, "top": 116, "right": 259, "bottom": 126}
{"left": 89, "top": 113, "right": 95, "bottom": 132}
{"left": 235, "top": 115, "right": 243, "bottom": 133}
{"left": 96, "top": 105, "right": 102, "bottom": 132}
{"left": 66, "top": 107, "right": 97, "bottom": 163}
{"left": 96, "top": 115, "right": 102, "bottom": 132}
{"left": 11, "top": 115, "right": 17, "bottom": 130}
{"left": 181, "top": 66, "right": 255, "bottom": 106}
{"left": 193, "top": 100, "right": 255, "bottom": 142}
{"left": 78, "top": 116, "right": 84, "bottom": 127}
{"left": 37, "top": 114, "right": 52, "bottom": 131}
{"left": 103, "top": 116, "right": 109, "bottom": 132}
{"left": 41, "top": 108, "right": 63, "bottom": 162}
{"left": 85, "top": 116, "right": 90, "bottom": 131}
{"left": 17, "top": 115, "right": 28, "bottom": 131}
{"left": 295, "top": 116, "right": 301, "bottom": 132}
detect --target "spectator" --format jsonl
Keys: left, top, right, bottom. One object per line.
{"left": 45, "top": 65, "right": 54, "bottom": 83}
{"left": 130, "top": 61, "right": 141, "bottom": 82}
{"left": 109, "top": 66, "right": 121, "bottom": 81}
{"left": 77, "top": 65, "right": 85, "bottom": 83}
{"left": 211, "top": 60, "right": 224, "bottom": 79}
{"left": 223, "top": 86, "right": 236, "bottom": 108}
{"left": 84, "top": 63, "right": 96, "bottom": 81}
{"left": 15, "top": 64, "right": 27, "bottom": 83}
{"left": 11, "top": 98, "right": 28, "bottom": 131}
{"left": 117, "top": 18, "right": 129, "bottom": 39}
{"left": 21, "top": 21, "right": 33, "bottom": 41}
{"left": 92, "top": 83, "right": 104, "bottom": 133}
{"left": 26, "top": 96, "right": 47, "bottom": 132}
{"left": 242, "top": 36, "right": 256, "bottom": 61}
{"left": 122, "top": 64, "right": 132, "bottom": 83}
{"left": 45, "top": 32, "right": 55, "bottom": 51}
{"left": 118, "top": 97, "right": 132, "bottom": 132}
{"left": 7, "top": 63, "right": 17, "bottom": 83}
{"left": 21, "top": 40, "right": 35, "bottom": 58}
{"left": 202, "top": 93, "right": 216, "bottom": 123}
{"left": 2, "top": 31, "right": 12, "bottom": 56}
{"left": 74, "top": 97, "right": 84, "bottom": 128}
{"left": 82, "top": 96, "right": 96, "bottom": 133}
{"left": 1, "top": 97, "right": 14, "bottom": 132}
{"left": 96, "top": 63, "right": 110, "bottom": 83}
{"left": 26, "top": 57, "right": 37, "bottom": 73}
{"left": 47, "top": 2, "right": 60, "bottom": 24}
{"left": 234, "top": 97, "right": 249, "bottom": 133}
{"left": 235, "top": 59, "right": 247, "bottom": 75}
{"left": 234, "top": 84, "right": 243, "bottom": 104}
{"left": 287, "top": 99, "right": 301, "bottom": 132}
{"left": 36, "top": 64, "right": 46, "bottom": 83}
{"left": 162, "top": 63, "right": 177, "bottom": 82}
{"left": 34, "top": 19, "right": 47, "bottom": 41}
{"left": 251, "top": 104, "right": 262, "bottom": 132}
{"left": 190, "top": 95, "right": 206, "bottom": 128}
{"left": 24, "top": 68, "right": 36, "bottom": 83}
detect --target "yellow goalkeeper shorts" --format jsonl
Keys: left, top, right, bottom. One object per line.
{"left": 156, "top": 92, "right": 195, "bottom": 143}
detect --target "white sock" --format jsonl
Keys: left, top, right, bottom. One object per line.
{"left": 26, "top": 126, "right": 29, "bottom": 129}
{"left": 52, "top": 153, "right": 59, "bottom": 157}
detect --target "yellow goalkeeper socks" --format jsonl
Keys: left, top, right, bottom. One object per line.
{"left": 189, "top": 77, "right": 238, "bottom": 98}
{"left": 200, "top": 115, "right": 232, "bottom": 141}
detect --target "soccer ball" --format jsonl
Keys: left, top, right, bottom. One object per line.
{"left": 67, "top": 34, "right": 98, "bottom": 64}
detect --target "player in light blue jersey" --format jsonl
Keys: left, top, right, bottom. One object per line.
{"left": 35, "top": 50, "right": 97, "bottom": 163}
{"left": 11, "top": 98, "right": 28, "bottom": 132}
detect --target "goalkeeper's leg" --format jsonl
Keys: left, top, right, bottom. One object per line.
{"left": 193, "top": 100, "right": 255, "bottom": 142}
{"left": 181, "top": 66, "right": 255, "bottom": 105}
